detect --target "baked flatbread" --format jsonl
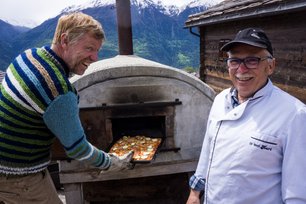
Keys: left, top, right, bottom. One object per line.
{"left": 109, "top": 135, "right": 162, "bottom": 161}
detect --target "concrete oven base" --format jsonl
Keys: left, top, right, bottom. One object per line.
{"left": 60, "top": 157, "right": 198, "bottom": 204}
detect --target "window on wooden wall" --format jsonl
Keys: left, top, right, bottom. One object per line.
{"left": 218, "top": 39, "right": 231, "bottom": 62}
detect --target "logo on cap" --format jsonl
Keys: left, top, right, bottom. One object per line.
{"left": 251, "top": 33, "right": 260, "bottom": 39}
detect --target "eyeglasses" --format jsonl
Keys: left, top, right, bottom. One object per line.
{"left": 226, "top": 56, "right": 273, "bottom": 70}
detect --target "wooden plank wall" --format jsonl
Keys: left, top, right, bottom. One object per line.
{"left": 199, "top": 10, "right": 306, "bottom": 103}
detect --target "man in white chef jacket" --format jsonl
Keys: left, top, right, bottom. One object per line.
{"left": 186, "top": 27, "right": 306, "bottom": 204}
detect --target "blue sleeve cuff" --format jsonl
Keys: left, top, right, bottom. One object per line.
{"left": 189, "top": 174, "right": 205, "bottom": 191}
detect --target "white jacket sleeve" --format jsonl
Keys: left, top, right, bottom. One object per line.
{"left": 282, "top": 106, "right": 306, "bottom": 203}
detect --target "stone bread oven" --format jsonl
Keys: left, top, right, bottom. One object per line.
{"left": 57, "top": 55, "right": 215, "bottom": 204}
{"left": 56, "top": 0, "right": 215, "bottom": 203}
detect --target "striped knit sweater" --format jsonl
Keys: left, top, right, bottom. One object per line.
{"left": 0, "top": 46, "right": 110, "bottom": 175}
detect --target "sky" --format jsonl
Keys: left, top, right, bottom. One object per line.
{"left": 0, "top": 0, "right": 81, "bottom": 27}
{"left": 0, "top": 0, "right": 189, "bottom": 27}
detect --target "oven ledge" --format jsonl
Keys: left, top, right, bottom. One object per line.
{"left": 59, "top": 148, "right": 200, "bottom": 184}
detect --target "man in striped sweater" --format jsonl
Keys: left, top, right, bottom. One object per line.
{"left": 0, "top": 12, "right": 133, "bottom": 204}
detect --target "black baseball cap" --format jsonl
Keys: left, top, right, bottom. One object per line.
{"left": 221, "top": 28, "right": 273, "bottom": 56}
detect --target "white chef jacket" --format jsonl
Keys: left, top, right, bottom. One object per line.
{"left": 194, "top": 79, "right": 306, "bottom": 204}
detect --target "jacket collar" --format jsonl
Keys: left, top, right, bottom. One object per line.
{"left": 228, "top": 79, "right": 273, "bottom": 106}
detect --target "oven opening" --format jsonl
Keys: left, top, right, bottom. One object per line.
{"left": 108, "top": 116, "right": 166, "bottom": 162}
{"left": 73, "top": 100, "right": 182, "bottom": 157}
{"left": 111, "top": 116, "right": 165, "bottom": 142}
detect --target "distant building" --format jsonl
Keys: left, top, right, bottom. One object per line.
{"left": 185, "top": 0, "right": 306, "bottom": 103}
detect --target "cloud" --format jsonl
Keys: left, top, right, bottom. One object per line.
{"left": 0, "top": 0, "right": 85, "bottom": 26}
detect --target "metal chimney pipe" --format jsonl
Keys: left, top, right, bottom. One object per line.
{"left": 116, "top": 0, "right": 134, "bottom": 55}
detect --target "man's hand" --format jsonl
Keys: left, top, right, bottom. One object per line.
{"left": 186, "top": 189, "right": 201, "bottom": 204}
{"left": 106, "top": 151, "right": 134, "bottom": 172}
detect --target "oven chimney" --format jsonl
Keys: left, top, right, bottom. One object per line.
{"left": 116, "top": 0, "right": 134, "bottom": 55}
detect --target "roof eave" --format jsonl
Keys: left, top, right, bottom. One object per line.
{"left": 185, "top": 1, "right": 306, "bottom": 28}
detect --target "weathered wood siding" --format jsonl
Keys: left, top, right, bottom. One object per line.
{"left": 199, "top": 10, "right": 306, "bottom": 103}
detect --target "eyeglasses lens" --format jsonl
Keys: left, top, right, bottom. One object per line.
{"left": 227, "top": 57, "right": 260, "bottom": 69}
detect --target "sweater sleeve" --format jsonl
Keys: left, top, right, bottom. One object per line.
{"left": 43, "top": 91, "right": 110, "bottom": 169}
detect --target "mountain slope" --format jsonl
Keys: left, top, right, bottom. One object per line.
{"left": 0, "top": 20, "right": 31, "bottom": 70}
